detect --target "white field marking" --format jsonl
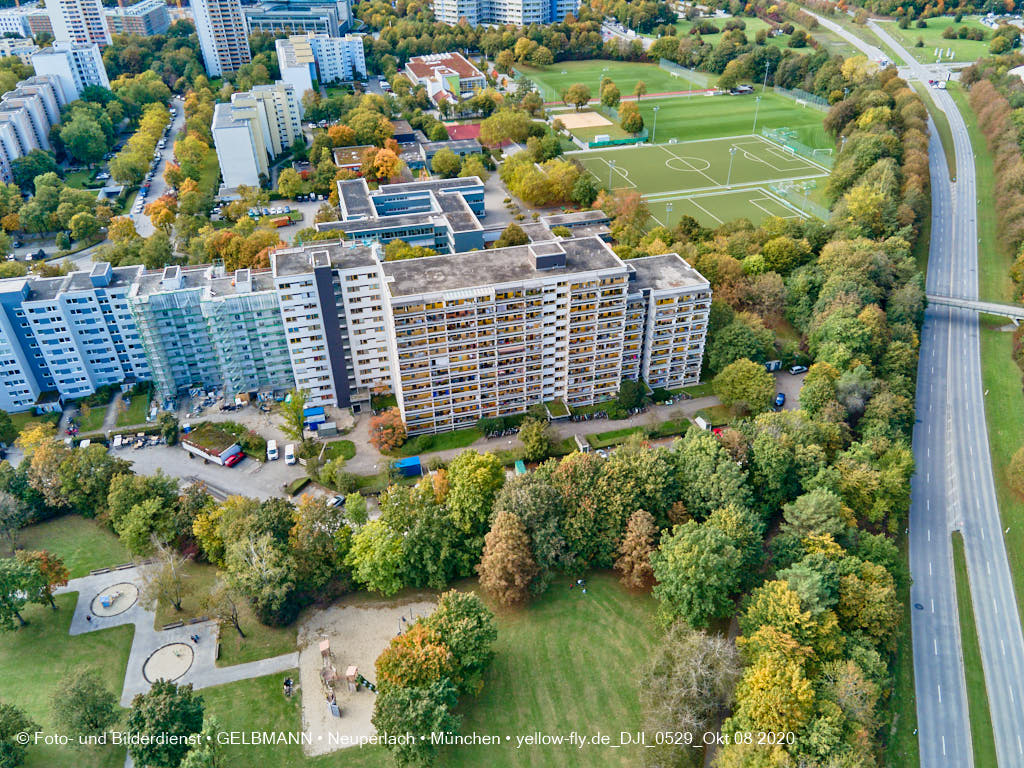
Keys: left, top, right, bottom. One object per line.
{"left": 686, "top": 197, "right": 724, "bottom": 225}
{"left": 659, "top": 144, "right": 720, "bottom": 187}
{"left": 642, "top": 172, "right": 828, "bottom": 200}
{"left": 749, "top": 196, "right": 804, "bottom": 220}
{"left": 588, "top": 156, "right": 637, "bottom": 189}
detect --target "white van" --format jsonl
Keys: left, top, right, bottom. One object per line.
{"left": 284, "top": 443, "right": 296, "bottom": 464}
{"left": 266, "top": 439, "right": 279, "bottom": 461}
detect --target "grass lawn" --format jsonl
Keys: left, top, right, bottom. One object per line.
{"left": 8, "top": 410, "right": 58, "bottom": 435}
{"left": 0, "top": 594, "right": 134, "bottom": 768}
{"left": 198, "top": 149, "right": 221, "bottom": 198}
{"left": 588, "top": 425, "right": 645, "bottom": 449}
{"left": 695, "top": 404, "right": 733, "bottom": 425}
{"left": 76, "top": 402, "right": 108, "bottom": 433}
{"left": 879, "top": 16, "right": 991, "bottom": 64}
{"left": 151, "top": 560, "right": 296, "bottom": 666}
{"left": 670, "top": 16, "right": 856, "bottom": 57}
{"left": 545, "top": 399, "right": 569, "bottom": 418}
{"left": 63, "top": 170, "right": 101, "bottom": 190}
{"left": 115, "top": 393, "right": 149, "bottom": 427}
{"left": 444, "top": 573, "right": 658, "bottom": 767}
{"left": 952, "top": 532, "right": 998, "bottom": 768}
{"left": 672, "top": 380, "right": 714, "bottom": 398}
{"left": 1, "top": 515, "right": 130, "bottom": 578}
{"left": 829, "top": 14, "right": 904, "bottom": 65}
{"left": 516, "top": 60, "right": 708, "bottom": 102}
{"left": 911, "top": 82, "right": 955, "bottom": 182}
{"left": 391, "top": 426, "right": 483, "bottom": 457}
{"left": 200, "top": 672, "right": 391, "bottom": 768}
{"left": 949, "top": 82, "right": 1010, "bottom": 302}
{"left": 979, "top": 323, "right": 1024, "bottom": 626}
{"left": 320, "top": 439, "right": 356, "bottom": 462}
{"left": 886, "top": 533, "right": 919, "bottom": 768}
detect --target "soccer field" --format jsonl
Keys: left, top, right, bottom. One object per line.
{"left": 516, "top": 60, "right": 707, "bottom": 102}
{"left": 571, "top": 135, "right": 829, "bottom": 227}
{"left": 572, "top": 136, "right": 828, "bottom": 196}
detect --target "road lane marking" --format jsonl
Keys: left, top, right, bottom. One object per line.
{"left": 938, "top": 684, "right": 942, "bottom": 703}
{"left": 929, "top": 561, "right": 932, "bottom": 575}
{"left": 1002, "top": 638, "right": 1006, "bottom": 655}
{"left": 934, "top": 638, "right": 938, "bottom": 655}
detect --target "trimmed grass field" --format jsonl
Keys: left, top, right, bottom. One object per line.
{"left": 201, "top": 574, "right": 656, "bottom": 768}
{"left": 115, "top": 393, "right": 149, "bottom": 427}
{"left": 517, "top": 60, "right": 708, "bottom": 103}
{"left": 572, "top": 134, "right": 826, "bottom": 227}
{"left": 911, "top": 82, "right": 956, "bottom": 182}
{"left": 573, "top": 136, "right": 827, "bottom": 197}
{"left": 0, "top": 594, "right": 134, "bottom": 768}
{"left": 2, "top": 515, "right": 130, "bottom": 578}
{"left": 952, "top": 531, "right": 998, "bottom": 768}
{"left": 879, "top": 16, "right": 991, "bottom": 64}
{"left": 670, "top": 16, "right": 857, "bottom": 57}
{"left": 445, "top": 573, "right": 657, "bottom": 768}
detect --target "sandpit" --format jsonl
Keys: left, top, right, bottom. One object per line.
{"left": 90, "top": 582, "right": 139, "bottom": 617}
{"left": 297, "top": 596, "right": 437, "bottom": 756}
{"left": 555, "top": 110, "right": 612, "bottom": 130}
{"left": 143, "top": 642, "right": 194, "bottom": 683}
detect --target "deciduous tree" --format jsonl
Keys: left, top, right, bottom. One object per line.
{"left": 369, "top": 408, "right": 406, "bottom": 452}
{"left": 614, "top": 509, "right": 657, "bottom": 589}
{"left": 713, "top": 358, "right": 774, "bottom": 416}
{"left": 477, "top": 511, "right": 538, "bottom": 605}
{"left": 51, "top": 669, "right": 119, "bottom": 738}
{"left": 126, "top": 680, "right": 204, "bottom": 768}
{"left": 652, "top": 522, "right": 742, "bottom": 628}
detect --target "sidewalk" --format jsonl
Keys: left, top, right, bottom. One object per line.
{"left": 57, "top": 566, "right": 298, "bottom": 706}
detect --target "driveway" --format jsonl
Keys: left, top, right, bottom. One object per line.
{"left": 772, "top": 369, "right": 806, "bottom": 411}
{"left": 131, "top": 96, "right": 186, "bottom": 238}
{"left": 123, "top": 444, "right": 312, "bottom": 501}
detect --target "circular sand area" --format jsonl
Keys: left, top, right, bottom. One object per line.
{"left": 90, "top": 583, "right": 139, "bottom": 617}
{"left": 143, "top": 643, "right": 194, "bottom": 683}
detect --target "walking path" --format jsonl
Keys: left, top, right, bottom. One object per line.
{"left": 56, "top": 566, "right": 298, "bottom": 707}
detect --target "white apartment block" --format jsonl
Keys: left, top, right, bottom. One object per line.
{"left": 212, "top": 81, "right": 301, "bottom": 188}
{"left": 276, "top": 34, "right": 365, "bottom": 104}
{"left": 30, "top": 43, "right": 109, "bottom": 103}
{"left": 47, "top": 0, "right": 111, "bottom": 47}
{"left": 0, "top": 9, "right": 32, "bottom": 37}
{"left": 192, "top": 0, "right": 251, "bottom": 77}
{"left": 0, "top": 74, "right": 64, "bottom": 183}
{"left": 433, "top": 0, "right": 579, "bottom": 25}
{"left": 105, "top": 0, "right": 172, "bottom": 36}
{"left": 0, "top": 38, "right": 40, "bottom": 64}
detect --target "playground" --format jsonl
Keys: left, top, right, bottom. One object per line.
{"left": 296, "top": 595, "right": 438, "bottom": 756}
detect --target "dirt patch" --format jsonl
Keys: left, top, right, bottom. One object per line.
{"left": 297, "top": 595, "right": 437, "bottom": 756}
{"left": 143, "top": 642, "right": 194, "bottom": 682}
{"left": 556, "top": 110, "right": 613, "bottom": 130}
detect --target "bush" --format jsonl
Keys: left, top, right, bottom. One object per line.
{"left": 219, "top": 421, "right": 267, "bottom": 459}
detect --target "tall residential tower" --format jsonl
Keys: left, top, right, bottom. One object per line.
{"left": 45, "top": 0, "right": 111, "bottom": 47}
{"left": 191, "top": 0, "right": 251, "bottom": 77}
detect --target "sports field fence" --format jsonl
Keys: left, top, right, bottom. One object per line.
{"left": 773, "top": 86, "right": 830, "bottom": 111}
{"left": 761, "top": 127, "right": 835, "bottom": 169}
{"left": 657, "top": 59, "right": 712, "bottom": 88}
{"left": 769, "top": 181, "right": 831, "bottom": 220}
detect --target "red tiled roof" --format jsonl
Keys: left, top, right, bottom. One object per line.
{"left": 405, "top": 52, "right": 483, "bottom": 81}
{"left": 445, "top": 123, "right": 481, "bottom": 140}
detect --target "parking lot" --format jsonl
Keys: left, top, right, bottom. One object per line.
{"left": 772, "top": 368, "right": 807, "bottom": 411}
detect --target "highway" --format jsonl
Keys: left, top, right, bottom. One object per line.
{"left": 825, "top": 16, "right": 1024, "bottom": 766}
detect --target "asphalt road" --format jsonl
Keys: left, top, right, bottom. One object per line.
{"left": 131, "top": 96, "right": 186, "bottom": 238}
{"left": 852, "top": 20, "right": 1024, "bottom": 767}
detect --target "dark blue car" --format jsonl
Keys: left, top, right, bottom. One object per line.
{"left": 774, "top": 393, "right": 786, "bottom": 409}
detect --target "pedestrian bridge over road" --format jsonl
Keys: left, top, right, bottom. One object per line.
{"left": 927, "top": 294, "right": 1024, "bottom": 323}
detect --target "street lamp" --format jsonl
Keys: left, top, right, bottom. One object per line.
{"left": 598, "top": 67, "right": 609, "bottom": 101}
{"left": 726, "top": 146, "right": 737, "bottom": 187}
{"left": 751, "top": 95, "right": 762, "bottom": 135}
{"left": 608, "top": 159, "right": 616, "bottom": 190}
{"left": 652, "top": 105, "right": 659, "bottom": 144}
{"left": 665, "top": 201, "right": 673, "bottom": 226}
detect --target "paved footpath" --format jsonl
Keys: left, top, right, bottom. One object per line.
{"left": 57, "top": 566, "right": 298, "bottom": 707}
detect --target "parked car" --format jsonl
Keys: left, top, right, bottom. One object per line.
{"left": 788, "top": 365, "right": 808, "bottom": 375}
{"left": 284, "top": 443, "right": 295, "bottom": 464}
{"left": 266, "top": 439, "right": 279, "bottom": 461}
{"left": 224, "top": 451, "right": 245, "bottom": 467}
{"left": 774, "top": 393, "right": 786, "bottom": 409}
{"left": 328, "top": 495, "right": 344, "bottom": 508}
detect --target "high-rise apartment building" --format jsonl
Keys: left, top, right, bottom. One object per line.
{"left": 243, "top": 0, "right": 351, "bottom": 36}
{"left": 0, "top": 184, "right": 710, "bottom": 435}
{"left": 275, "top": 33, "right": 365, "bottom": 99}
{"left": 0, "top": 74, "right": 66, "bottom": 182}
{"left": 30, "top": 42, "right": 109, "bottom": 103}
{"left": 0, "top": 9, "right": 33, "bottom": 37}
{"left": 105, "top": 0, "right": 171, "bottom": 36}
{"left": 191, "top": 0, "right": 251, "bottom": 77}
{"left": 0, "top": 39, "right": 42, "bottom": 65}
{"left": 211, "top": 81, "right": 302, "bottom": 189}
{"left": 46, "top": 0, "right": 111, "bottom": 47}
{"left": 432, "top": 0, "right": 578, "bottom": 26}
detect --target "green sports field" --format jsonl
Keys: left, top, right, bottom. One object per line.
{"left": 516, "top": 60, "right": 708, "bottom": 102}
{"left": 571, "top": 135, "right": 828, "bottom": 227}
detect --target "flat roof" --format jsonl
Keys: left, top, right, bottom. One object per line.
{"left": 436, "top": 191, "right": 479, "bottom": 232}
{"left": 383, "top": 236, "right": 624, "bottom": 299}
{"left": 332, "top": 145, "right": 373, "bottom": 167}
{"left": 542, "top": 209, "right": 610, "bottom": 227}
{"left": 337, "top": 178, "right": 373, "bottom": 218}
{"left": 628, "top": 253, "right": 710, "bottom": 293}
{"left": 380, "top": 176, "right": 483, "bottom": 194}
{"left": 271, "top": 241, "right": 379, "bottom": 277}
